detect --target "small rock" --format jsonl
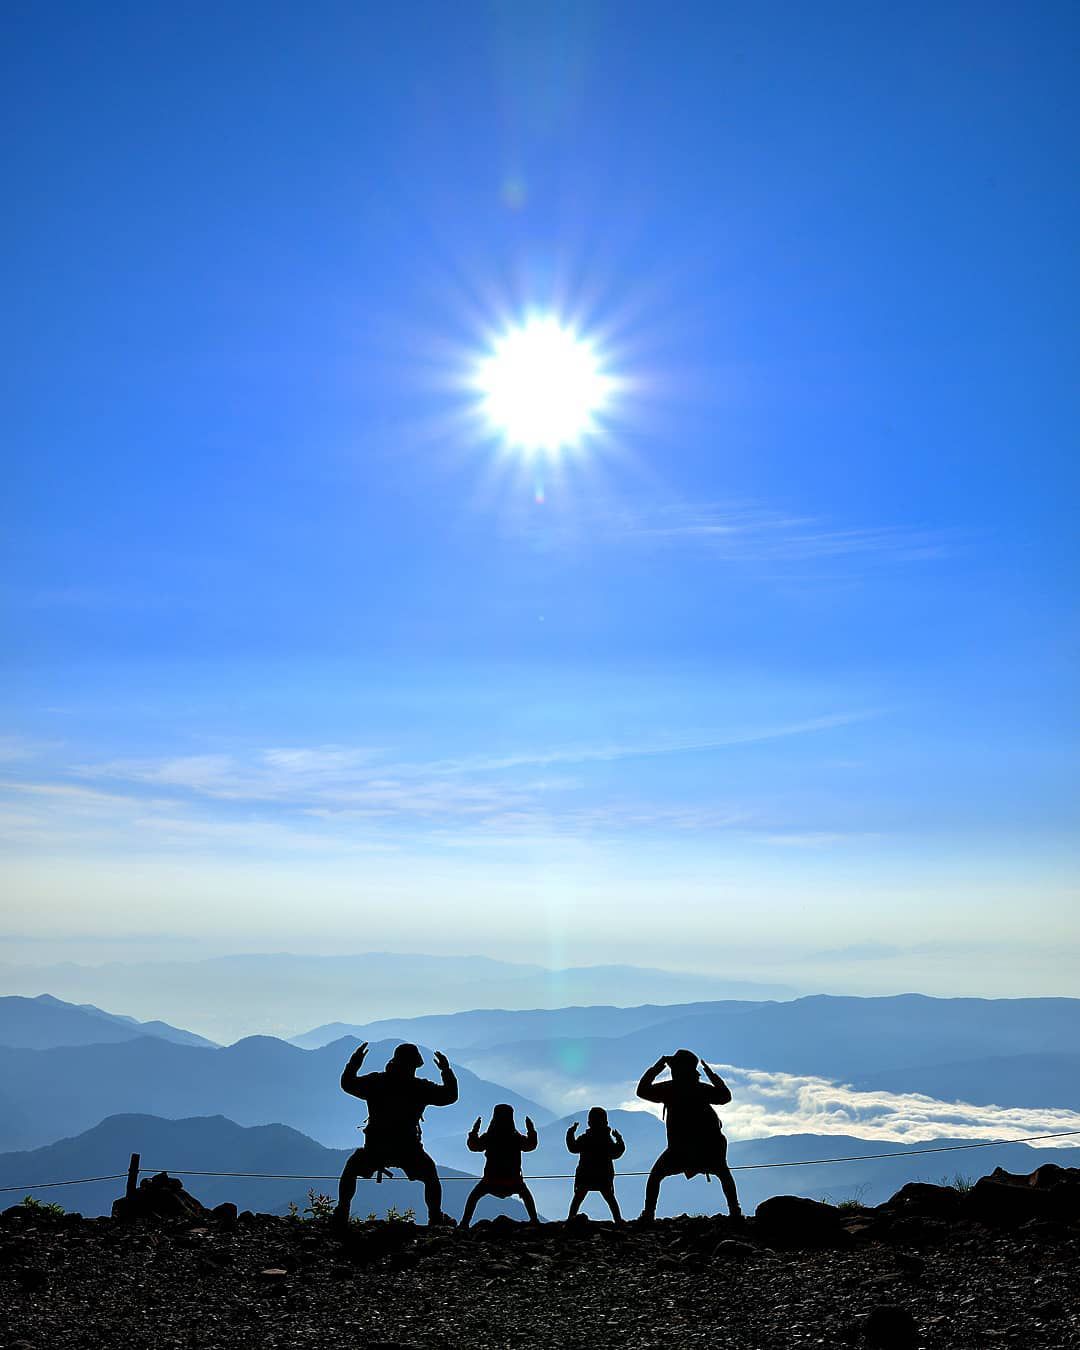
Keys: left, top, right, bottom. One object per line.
{"left": 1034, "top": 1300, "right": 1065, "bottom": 1319}
{"left": 863, "top": 1303, "right": 917, "bottom": 1349}
{"left": 258, "top": 1267, "right": 289, "bottom": 1283}
{"left": 14, "top": 1267, "right": 48, "bottom": 1293}
{"left": 713, "top": 1239, "right": 756, "bottom": 1261}
{"left": 894, "top": 1252, "right": 926, "bottom": 1277}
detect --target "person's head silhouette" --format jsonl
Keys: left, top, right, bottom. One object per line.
{"left": 387, "top": 1042, "right": 424, "bottom": 1075}
{"left": 668, "top": 1048, "right": 700, "bottom": 1081}
{"left": 489, "top": 1102, "right": 516, "bottom": 1133}
{"left": 587, "top": 1106, "right": 610, "bottom": 1131}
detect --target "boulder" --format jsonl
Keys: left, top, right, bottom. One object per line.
{"left": 753, "top": 1195, "right": 847, "bottom": 1247}
{"left": 883, "top": 1182, "right": 963, "bottom": 1218}
{"left": 111, "top": 1172, "right": 209, "bottom": 1223}
{"left": 967, "top": 1175, "right": 1051, "bottom": 1228}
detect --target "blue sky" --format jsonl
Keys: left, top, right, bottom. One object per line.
{"left": 2, "top": 3, "right": 1077, "bottom": 993}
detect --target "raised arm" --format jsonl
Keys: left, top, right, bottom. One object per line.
{"left": 424, "top": 1050, "right": 459, "bottom": 1105}
{"left": 466, "top": 1116, "right": 485, "bottom": 1152}
{"left": 522, "top": 1116, "right": 538, "bottom": 1152}
{"left": 610, "top": 1127, "right": 626, "bottom": 1159}
{"left": 340, "top": 1042, "right": 374, "bottom": 1099}
{"left": 636, "top": 1055, "right": 669, "bottom": 1103}
{"left": 565, "top": 1123, "right": 582, "bottom": 1153}
{"left": 700, "top": 1059, "right": 732, "bottom": 1106}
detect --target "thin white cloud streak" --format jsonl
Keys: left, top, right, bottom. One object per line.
{"left": 0, "top": 712, "right": 874, "bottom": 852}
{"left": 417, "top": 713, "right": 873, "bottom": 776}
{"left": 0, "top": 783, "right": 397, "bottom": 856}
{"left": 592, "top": 502, "right": 953, "bottom": 565}
{"left": 74, "top": 711, "right": 873, "bottom": 803}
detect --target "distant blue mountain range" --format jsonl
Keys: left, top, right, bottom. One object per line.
{"left": 0, "top": 1035, "right": 551, "bottom": 1152}
{"left": 0, "top": 994, "right": 217, "bottom": 1050}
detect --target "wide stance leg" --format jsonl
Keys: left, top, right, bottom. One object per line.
{"left": 334, "top": 1148, "right": 368, "bottom": 1224}
{"left": 718, "top": 1163, "right": 741, "bottom": 1217}
{"left": 714, "top": 1136, "right": 742, "bottom": 1217}
{"left": 460, "top": 1182, "right": 488, "bottom": 1229}
{"left": 599, "top": 1184, "right": 623, "bottom": 1223}
{"left": 567, "top": 1185, "right": 587, "bottom": 1220}
{"left": 517, "top": 1184, "right": 540, "bottom": 1223}
{"left": 641, "top": 1150, "right": 680, "bottom": 1221}
{"left": 412, "top": 1151, "right": 444, "bottom": 1224}
{"left": 707, "top": 1134, "right": 745, "bottom": 1220}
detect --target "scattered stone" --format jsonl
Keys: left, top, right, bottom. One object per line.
{"left": 0, "top": 1170, "right": 1075, "bottom": 1347}
{"left": 894, "top": 1251, "right": 926, "bottom": 1277}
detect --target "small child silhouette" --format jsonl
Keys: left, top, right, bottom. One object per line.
{"left": 460, "top": 1103, "right": 540, "bottom": 1228}
{"left": 565, "top": 1106, "right": 625, "bottom": 1222}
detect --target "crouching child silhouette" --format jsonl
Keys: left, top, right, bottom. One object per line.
{"left": 334, "top": 1040, "right": 458, "bottom": 1227}
{"left": 636, "top": 1049, "right": 742, "bottom": 1222}
{"left": 459, "top": 1104, "right": 540, "bottom": 1228}
{"left": 566, "top": 1106, "right": 625, "bottom": 1222}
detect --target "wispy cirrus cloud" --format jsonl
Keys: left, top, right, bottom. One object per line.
{"left": 0, "top": 709, "right": 873, "bottom": 851}
{"left": 75, "top": 711, "right": 872, "bottom": 804}
{"left": 532, "top": 498, "right": 955, "bottom": 567}
{"left": 626, "top": 504, "right": 951, "bottom": 564}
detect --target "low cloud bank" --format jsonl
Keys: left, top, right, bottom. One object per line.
{"left": 598, "top": 1064, "right": 1080, "bottom": 1147}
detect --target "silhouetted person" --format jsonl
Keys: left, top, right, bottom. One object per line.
{"left": 459, "top": 1103, "right": 540, "bottom": 1228}
{"left": 334, "top": 1040, "right": 458, "bottom": 1227}
{"left": 566, "top": 1105, "right": 625, "bottom": 1222}
{"left": 636, "top": 1049, "right": 741, "bottom": 1222}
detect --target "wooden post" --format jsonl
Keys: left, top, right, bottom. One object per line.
{"left": 126, "top": 1153, "right": 140, "bottom": 1201}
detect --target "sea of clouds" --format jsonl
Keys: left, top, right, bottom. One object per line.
{"left": 598, "top": 1065, "right": 1080, "bottom": 1147}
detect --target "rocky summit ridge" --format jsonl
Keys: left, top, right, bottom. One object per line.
{"left": 1, "top": 1164, "right": 1077, "bottom": 1348}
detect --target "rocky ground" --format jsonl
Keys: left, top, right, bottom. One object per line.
{"left": 1, "top": 1166, "right": 1078, "bottom": 1349}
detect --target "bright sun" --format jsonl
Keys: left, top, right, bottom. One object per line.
{"left": 476, "top": 317, "right": 610, "bottom": 454}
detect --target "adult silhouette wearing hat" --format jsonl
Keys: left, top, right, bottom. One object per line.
{"left": 334, "top": 1041, "right": 458, "bottom": 1226}
{"left": 636, "top": 1048, "right": 742, "bottom": 1222}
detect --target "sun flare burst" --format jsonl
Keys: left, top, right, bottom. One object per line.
{"left": 476, "top": 317, "right": 611, "bottom": 454}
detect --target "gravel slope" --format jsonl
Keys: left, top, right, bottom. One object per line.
{"left": 1, "top": 1175, "right": 1077, "bottom": 1349}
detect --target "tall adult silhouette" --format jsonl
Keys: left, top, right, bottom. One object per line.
{"left": 636, "top": 1049, "right": 742, "bottom": 1222}
{"left": 334, "top": 1041, "right": 458, "bottom": 1226}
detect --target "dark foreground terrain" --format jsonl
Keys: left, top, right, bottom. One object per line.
{"left": 1, "top": 1166, "right": 1078, "bottom": 1349}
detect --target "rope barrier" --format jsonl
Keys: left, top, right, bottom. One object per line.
{"left": 4, "top": 1128, "right": 1078, "bottom": 1195}
{"left": 0, "top": 1173, "right": 128, "bottom": 1193}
